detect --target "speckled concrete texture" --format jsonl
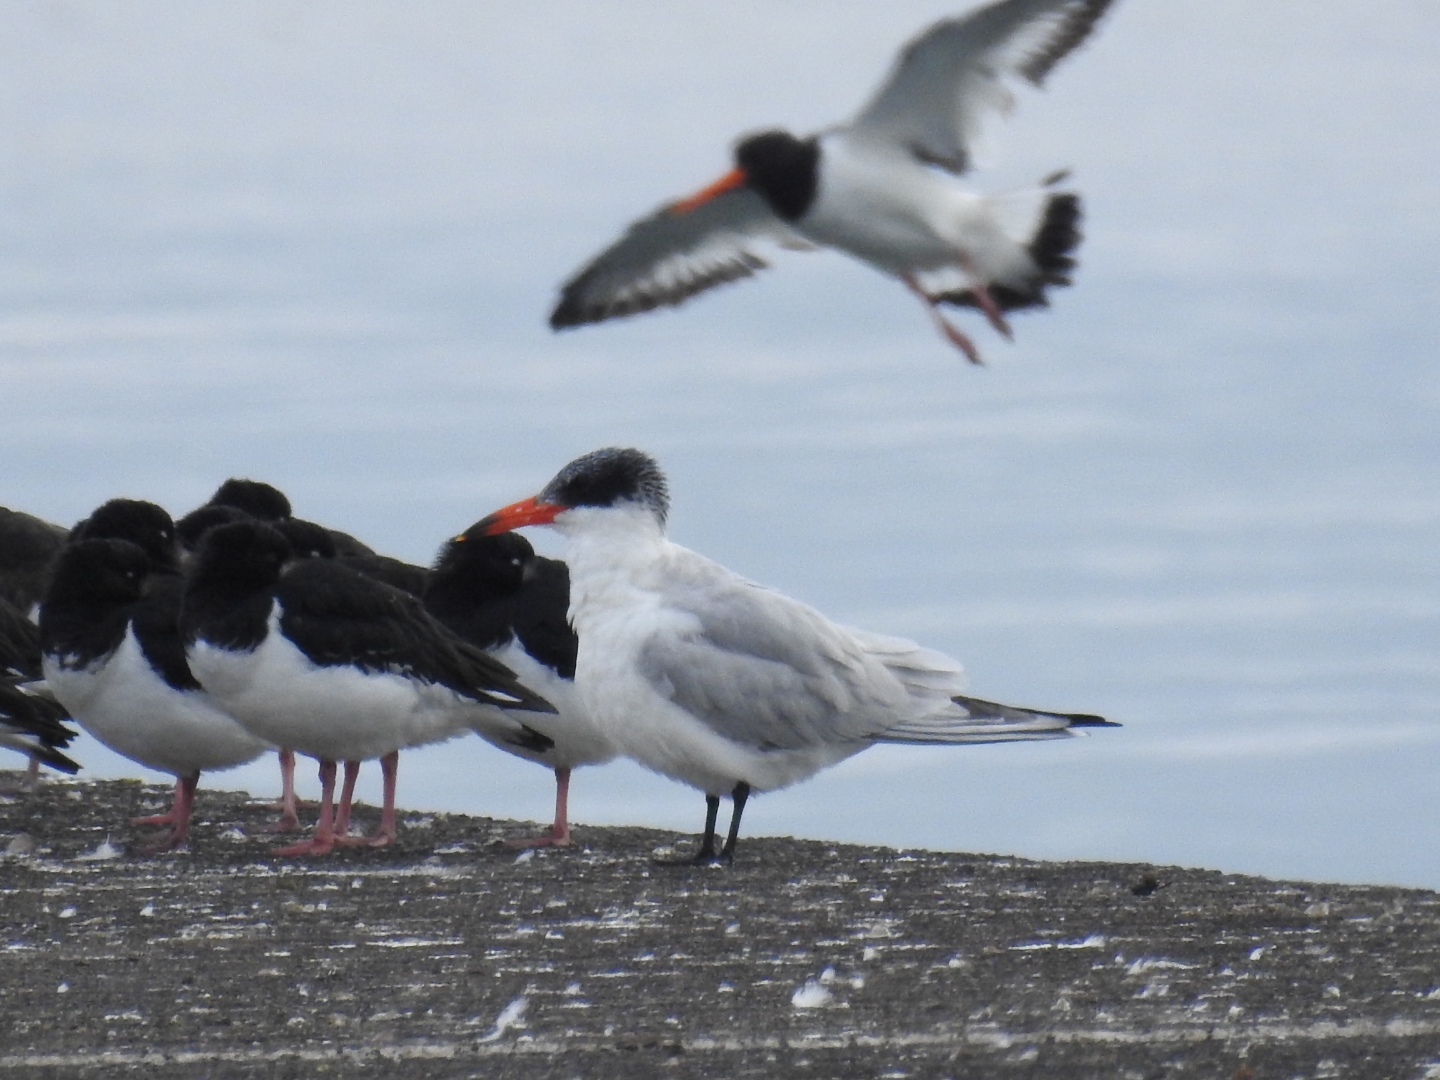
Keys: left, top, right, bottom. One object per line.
{"left": 2, "top": 774, "right": 1438, "bottom": 1078}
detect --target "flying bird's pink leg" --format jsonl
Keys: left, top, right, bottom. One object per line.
{"left": 137, "top": 773, "right": 199, "bottom": 854}
{"left": 902, "top": 273, "right": 985, "bottom": 364}
{"left": 953, "top": 252, "right": 1013, "bottom": 340}
{"left": 507, "top": 766, "right": 573, "bottom": 848}
{"left": 272, "top": 759, "right": 338, "bottom": 856}
{"left": 264, "top": 747, "right": 303, "bottom": 833}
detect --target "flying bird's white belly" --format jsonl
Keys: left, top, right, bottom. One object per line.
{"left": 798, "top": 137, "right": 970, "bottom": 270}
{"left": 800, "top": 134, "right": 1033, "bottom": 285}
{"left": 43, "top": 627, "right": 269, "bottom": 778}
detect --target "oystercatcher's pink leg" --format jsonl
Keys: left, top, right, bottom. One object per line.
{"left": 272, "top": 759, "right": 338, "bottom": 856}
{"left": 335, "top": 752, "right": 399, "bottom": 847}
{"left": 264, "top": 748, "right": 304, "bottom": 833}
{"left": 133, "top": 777, "right": 183, "bottom": 827}
{"left": 902, "top": 273, "right": 985, "bottom": 364}
{"left": 368, "top": 751, "right": 399, "bottom": 847}
{"left": 333, "top": 760, "right": 361, "bottom": 841}
{"left": 137, "top": 773, "right": 199, "bottom": 854}
{"left": 507, "top": 766, "right": 573, "bottom": 848}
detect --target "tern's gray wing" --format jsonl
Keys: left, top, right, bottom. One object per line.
{"left": 636, "top": 578, "right": 907, "bottom": 753}
{"left": 550, "top": 187, "right": 802, "bottom": 329}
{"left": 849, "top": 0, "right": 1115, "bottom": 173}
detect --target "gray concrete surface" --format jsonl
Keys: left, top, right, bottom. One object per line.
{"left": 2, "top": 774, "right": 1438, "bottom": 1079}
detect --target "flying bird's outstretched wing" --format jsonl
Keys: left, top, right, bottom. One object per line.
{"left": 850, "top": 0, "right": 1115, "bottom": 173}
{"left": 551, "top": 187, "right": 805, "bottom": 329}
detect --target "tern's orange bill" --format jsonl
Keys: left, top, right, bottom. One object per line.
{"left": 670, "top": 168, "right": 747, "bottom": 215}
{"left": 472, "top": 496, "right": 562, "bottom": 536}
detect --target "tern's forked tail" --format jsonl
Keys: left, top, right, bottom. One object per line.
{"left": 873, "top": 693, "right": 1116, "bottom": 746}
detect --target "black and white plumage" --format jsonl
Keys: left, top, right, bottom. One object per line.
{"left": 1, "top": 595, "right": 80, "bottom": 779}
{"left": 427, "top": 529, "right": 615, "bottom": 846}
{"left": 0, "top": 505, "right": 67, "bottom": 615}
{"left": 178, "top": 485, "right": 421, "bottom": 830}
{"left": 40, "top": 539, "right": 269, "bottom": 851}
{"left": 192, "top": 476, "right": 375, "bottom": 557}
{"left": 71, "top": 498, "right": 183, "bottom": 575}
{"left": 551, "top": 0, "right": 1114, "bottom": 361}
{"left": 476, "top": 447, "right": 1116, "bottom": 863}
{"left": 180, "top": 521, "right": 555, "bottom": 854}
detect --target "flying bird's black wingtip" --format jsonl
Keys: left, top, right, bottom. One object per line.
{"left": 549, "top": 298, "right": 586, "bottom": 331}
{"left": 1018, "top": 0, "right": 1118, "bottom": 87}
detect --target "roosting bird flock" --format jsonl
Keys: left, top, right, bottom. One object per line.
{"left": 3, "top": 0, "right": 1124, "bottom": 863}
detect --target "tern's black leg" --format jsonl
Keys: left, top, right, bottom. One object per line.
{"left": 690, "top": 794, "right": 721, "bottom": 863}
{"left": 718, "top": 781, "right": 751, "bottom": 863}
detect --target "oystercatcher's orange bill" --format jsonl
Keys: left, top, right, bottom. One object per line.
{"left": 670, "top": 168, "right": 747, "bottom": 214}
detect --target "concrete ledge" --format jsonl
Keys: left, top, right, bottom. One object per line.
{"left": 3, "top": 775, "right": 1438, "bottom": 1078}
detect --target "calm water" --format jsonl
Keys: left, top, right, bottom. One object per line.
{"left": 3, "top": 2, "right": 1437, "bottom": 888}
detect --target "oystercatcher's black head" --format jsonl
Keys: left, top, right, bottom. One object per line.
{"left": 435, "top": 530, "right": 533, "bottom": 595}
{"left": 208, "top": 478, "right": 292, "bottom": 522}
{"left": 735, "top": 130, "right": 820, "bottom": 221}
{"left": 190, "top": 520, "right": 293, "bottom": 596}
{"left": 47, "top": 538, "right": 151, "bottom": 609}
{"left": 176, "top": 504, "right": 251, "bottom": 553}
{"left": 273, "top": 518, "right": 338, "bottom": 560}
{"left": 72, "top": 499, "right": 180, "bottom": 575}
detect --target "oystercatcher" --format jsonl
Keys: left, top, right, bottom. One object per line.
{"left": 551, "top": 0, "right": 1115, "bottom": 361}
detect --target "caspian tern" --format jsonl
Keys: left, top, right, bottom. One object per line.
{"left": 475, "top": 447, "right": 1117, "bottom": 863}
{"left": 427, "top": 529, "right": 616, "bottom": 847}
{"left": 550, "top": 0, "right": 1116, "bottom": 361}
{"left": 180, "top": 521, "right": 555, "bottom": 855}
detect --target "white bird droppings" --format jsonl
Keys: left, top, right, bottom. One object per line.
{"left": 77, "top": 837, "right": 122, "bottom": 861}
{"left": 478, "top": 995, "right": 529, "bottom": 1042}
{"left": 791, "top": 979, "right": 834, "bottom": 1009}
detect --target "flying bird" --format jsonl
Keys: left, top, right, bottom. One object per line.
{"left": 475, "top": 447, "right": 1117, "bottom": 863}
{"left": 550, "top": 0, "right": 1115, "bottom": 361}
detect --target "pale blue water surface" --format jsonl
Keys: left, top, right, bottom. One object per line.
{"left": 2, "top": 2, "right": 1437, "bottom": 888}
